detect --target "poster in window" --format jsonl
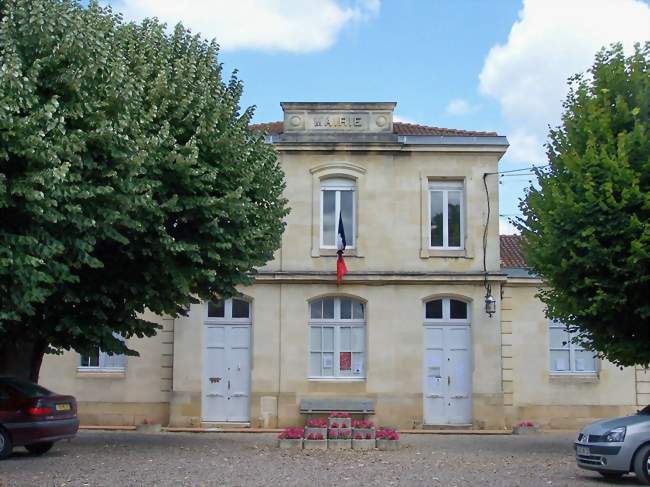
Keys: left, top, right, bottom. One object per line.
{"left": 353, "top": 357, "right": 363, "bottom": 375}
{"left": 340, "top": 352, "right": 351, "bottom": 371}
{"left": 322, "top": 355, "right": 333, "bottom": 369}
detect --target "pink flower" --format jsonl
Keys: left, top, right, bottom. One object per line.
{"left": 376, "top": 428, "right": 399, "bottom": 441}
{"left": 354, "top": 432, "right": 362, "bottom": 440}
{"left": 365, "top": 432, "right": 372, "bottom": 440}
{"left": 278, "top": 427, "right": 304, "bottom": 440}
{"left": 329, "top": 411, "right": 350, "bottom": 418}
{"left": 331, "top": 421, "right": 339, "bottom": 428}
{"left": 306, "top": 418, "right": 327, "bottom": 428}
{"left": 328, "top": 428, "right": 339, "bottom": 439}
{"left": 307, "top": 432, "right": 324, "bottom": 440}
{"left": 352, "top": 419, "right": 374, "bottom": 429}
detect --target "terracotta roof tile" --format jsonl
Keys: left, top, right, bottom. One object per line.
{"left": 250, "top": 121, "right": 497, "bottom": 137}
{"left": 393, "top": 122, "right": 497, "bottom": 137}
{"left": 500, "top": 235, "right": 528, "bottom": 268}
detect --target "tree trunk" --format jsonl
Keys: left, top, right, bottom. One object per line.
{"left": 0, "top": 339, "right": 47, "bottom": 382}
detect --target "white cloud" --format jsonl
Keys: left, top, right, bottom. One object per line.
{"left": 499, "top": 216, "right": 520, "bottom": 235}
{"left": 394, "top": 115, "right": 418, "bottom": 124}
{"left": 479, "top": 0, "right": 650, "bottom": 165}
{"left": 445, "top": 98, "right": 480, "bottom": 116}
{"left": 109, "top": 0, "right": 380, "bottom": 53}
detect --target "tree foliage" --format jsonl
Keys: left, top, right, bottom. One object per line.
{"left": 518, "top": 43, "right": 649, "bottom": 367}
{"left": 0, "top": 0, "right": 288, "bottom": 378}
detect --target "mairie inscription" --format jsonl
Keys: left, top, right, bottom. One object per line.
{"left": 282, "top": 104, "right": 394, "bottom": 133}
{"left": 312, "top": 115, "right": 365, "bottom": 129}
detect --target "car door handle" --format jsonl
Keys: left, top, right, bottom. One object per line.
{"left": 228, "top": 380, "right": 230, "bottom": 390}
{"left": 206, "top": 393, "right": 223, "bottom": 397}
{"left": 448, "top": 376, "right": 451, "bottom": 386}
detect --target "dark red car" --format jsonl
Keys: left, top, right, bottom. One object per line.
{"left": 0, "top": 376, "right": 79, "bottom": 459}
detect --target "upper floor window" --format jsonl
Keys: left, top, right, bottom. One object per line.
{"left": 424, "top": 298, "right": 470, "bottom": 321}
{"left": 79, "top": 334, "right": 126, "bottom": 371}
{"left": 549, "top": 321, "right": 596, "bottom": 374}
{"left": 321, "top": 178, "right": 355, "bottom": 249}
{"left": 207, "top": 298, "right": 251, "bottom": 321}
{"left": 309, "top": 297, "right": 365, "bottom": 379}
{"left": 429, "top": 181, "right": 464, "bottom": 249}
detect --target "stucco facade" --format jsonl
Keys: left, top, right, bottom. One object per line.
{"left": 40, "top": 102, "right": 646, "bottom": 429}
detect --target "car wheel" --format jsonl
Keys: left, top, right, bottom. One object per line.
{"left": 633, "top": 444, "right": 650, "bottom": 485}
{"left": 598, "top": 471, "right": 624, "bottom": 479}
{"left": 0, "top": 427, "right": 12, "bottom": 460}
{"left": 25, "top": 442, "right": 54, "bottom": 456}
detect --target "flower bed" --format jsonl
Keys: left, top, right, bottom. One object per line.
{"left": 276, "top": 412, "right": 400, "bottom": 451}
{"left": 327, "top": 427, "right": 352, "bottom": 449}
{"left": 512, "top": 421, "right": 538, "bottom": 435}
{"left": 328, "top": 412, "right": 351, "bottom": 429}
{"left": 304, "top": 418, "right": 328, "bottom": 438}
{"left": 277, "top": 427, "right": 304, "bottom": 449}
{"left": 304, "top": 432, "right": 327, "bottom": 450}
{"left": 352, "top": 419, "right": 375, "bottom": 440}
{"left": 376, "top": 428, "right": 400, "bottom": 451}
{"left": 352, "top": 431, "right": 375, "bottom": 450}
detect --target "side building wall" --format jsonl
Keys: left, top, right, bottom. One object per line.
{"left": 501, "top": 281, "right": 639, "bottom": 429}
{"left": 40, "top": 310, "right": 173, "bottom": 426}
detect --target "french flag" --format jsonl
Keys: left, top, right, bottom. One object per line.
{"left": 336, "top": 214, "right": 348, "bottom": 285}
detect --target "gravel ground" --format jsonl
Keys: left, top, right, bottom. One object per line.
{"left": 0, "top": 430, "right": 639, "bottom": 486}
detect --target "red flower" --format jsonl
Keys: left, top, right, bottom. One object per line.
{"left": 376, "top": 428, "right": 399, "bottom": 441}
{"left": 306, "top": 418, "right": 327, "bottom": 428}
{"left": 278, "top": 427, "right": 304, "bottom": 439}
{"left": 365, "top": 432, "right": 372, "bottom": 440}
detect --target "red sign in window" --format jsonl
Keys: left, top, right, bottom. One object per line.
{"left": 340, "top": 352, "right": 351, "bottom": 371}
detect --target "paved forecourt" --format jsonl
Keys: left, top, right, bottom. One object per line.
{"left": 0, "top": 431, "right": 629, "bottom": 486}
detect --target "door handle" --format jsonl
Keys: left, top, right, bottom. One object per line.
{"left": 228, "top": 379, "right": 231, "bottom": 390}
{"left": 447, "top": 376, "right": 451, "bottom": 386}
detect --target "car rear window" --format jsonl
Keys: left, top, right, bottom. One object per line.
{"left": 0, "top": 377, "right": 54, "bottom": 397}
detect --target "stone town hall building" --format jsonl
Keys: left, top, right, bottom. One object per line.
{"left": 41, "top": 103, "right": 648, "bottom": 429}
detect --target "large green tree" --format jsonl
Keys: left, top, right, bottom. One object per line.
{"left": 518, "top": 43, "right": 649, "bottom": 368}
{"left": 0, "top": 0, "right": 288, "bottom": 380}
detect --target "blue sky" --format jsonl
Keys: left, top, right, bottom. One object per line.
{"left": 106, "top": 0, "right": 650, "bottom": 232}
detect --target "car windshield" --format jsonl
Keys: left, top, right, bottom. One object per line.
{"left": 0, "top": 377, "right": 54, "bottom": 397}
{"left": 639, "top": 405, "right": 650, "bottom": 416}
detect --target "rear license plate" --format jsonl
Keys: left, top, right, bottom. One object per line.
{"left": 577, "top": 446, "right": 590, "bottom": 456}
{"left": 55, "top": 403, "right": 71, "bottom": 411}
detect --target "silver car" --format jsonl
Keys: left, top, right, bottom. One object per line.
{"left": 575, "top": 404, "right": 650, "bottom": 483}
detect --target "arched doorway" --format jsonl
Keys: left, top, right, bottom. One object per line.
{"left": 423, "top": 297, "right": 472, "bottom": 425}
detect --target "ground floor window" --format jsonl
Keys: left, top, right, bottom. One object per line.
{"left": 548, "top": 321, "right": 596, "bottom": 373}
{"left": 309, "top": 297, "right": 365, "bottom": 379}
{"left": 79, "top": 335, "right": 126, "bottom": 371}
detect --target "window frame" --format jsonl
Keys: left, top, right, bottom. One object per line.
{"left": 78, "top": 334, "right": 126, "bottom": 372}
{"left": 206, "top": 297, "right": 252, "bottom": 324}
{"left": 320, "top": 179, "right": 356, "bottom": 250}
{"left": 308, "top": 297, "right": 365, "bottom": 380}
{"left": 548, "top": 320, "right": 597, "bottom": 375}
{"left": 423, "top": 298, "right": 471, "bottom": 323}
{"left": 428, "top": 181, "right": 465, "bottom": 250}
